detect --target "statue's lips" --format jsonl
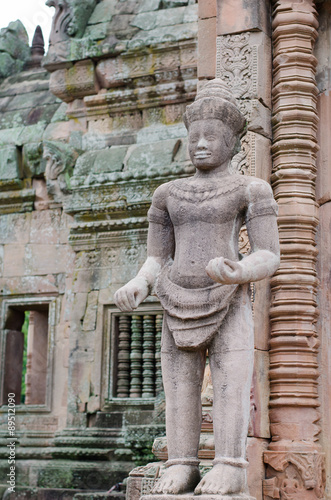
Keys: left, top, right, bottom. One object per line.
{"left": 194, "top": 152, "right": 211, "bottom": 159}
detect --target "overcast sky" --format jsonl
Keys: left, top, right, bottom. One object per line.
{"left": 1, "top": 0, "right": 54, "bottom": 46}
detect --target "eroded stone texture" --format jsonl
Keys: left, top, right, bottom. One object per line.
{"left": 0, "top": 21, "right": 30, "bottom": 80}
{"left": 115, "top": 79, "right": 279, "bottom": 498}
{"left": 0, "top": 0, "right": 199, "bottom": 493}
{"left": 211, "top": 11, "right": 276, "bottom": 499}
{"left": 315, "top": 5, "right": 331, "bottom": 496}
{"left": 47, "top": 0, "right": 98, "bottom": 41}
{"left": 264, "top": 1, "right": 326, "bottom": 499}
{"left": 216, "top": 0, "right": 270, "bottom": 37}
{"left": 198, "top": 17, "right": 216, "bottom": 79}
{"left": 0, "top": 0, "right": 328, "bottom": 498}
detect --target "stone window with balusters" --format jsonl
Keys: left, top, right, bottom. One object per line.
{"left": 107, "top": 307, "right": 164, "bottom": 401}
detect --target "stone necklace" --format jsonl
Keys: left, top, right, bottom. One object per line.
{"left": 169, "top": 174, "right": 247, "bottom": 202}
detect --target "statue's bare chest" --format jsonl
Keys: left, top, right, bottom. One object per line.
{"left": 166, "top": 177, "right": 247, "bottom": 226}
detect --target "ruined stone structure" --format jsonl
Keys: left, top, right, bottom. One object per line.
{"left": 0, "top": 0, "right": 330, "bottom": 499}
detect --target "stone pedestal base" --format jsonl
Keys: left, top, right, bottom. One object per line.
{"left": 142, "top": 495, "right": 255, "bottom": 500}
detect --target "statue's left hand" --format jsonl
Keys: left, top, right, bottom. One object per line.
{"left": 206, "top": 257, "right": 245, "bottom": 285}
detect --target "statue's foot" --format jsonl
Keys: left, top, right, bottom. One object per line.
{"left": 194, "top": 463, "right": 246, "bottom": 495}
{"left": 152, "top": 464, "right": 201, "bottom": 495}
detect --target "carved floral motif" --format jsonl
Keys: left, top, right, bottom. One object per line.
{"left": 231, "top": 132, "right": 256, "bottom": 177}
{"left": 216, "top": 33, "right": 257, "bottom": 100}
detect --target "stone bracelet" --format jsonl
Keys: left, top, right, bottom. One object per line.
{"left": 165, "top": 458, "right": 200, "bottom": 468}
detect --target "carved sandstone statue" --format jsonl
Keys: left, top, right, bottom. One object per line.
{"left": 115, "top": 79, "right": 280, "bottom": 497}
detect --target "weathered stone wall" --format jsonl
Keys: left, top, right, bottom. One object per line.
{"left": 0, "top": 0, "right": 198, "bottom": 493}
{"left": 315, "top": 3, "right": 331, "bottom": 497}
{"left": 0, "top": 0, "right": 330, "bottom": 499}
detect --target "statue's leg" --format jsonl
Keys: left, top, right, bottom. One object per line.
{"left": 195, "top": 285, "right": 254, "bottom": 496}
{"left": 152, "top": 314, "right": 205, "bottom": 494}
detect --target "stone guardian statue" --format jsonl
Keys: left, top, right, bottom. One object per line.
{"left": 115, "top": 79, "right": 280, "bottom": 498}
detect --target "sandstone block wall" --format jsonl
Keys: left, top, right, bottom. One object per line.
{"left": 0, "top": 1, "right": 330, "bottom": 499}
{"left": 0, "top": 0, "right": 198, "bottom": 492}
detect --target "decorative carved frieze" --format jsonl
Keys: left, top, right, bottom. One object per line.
{"left": 0, "top": 188, "right": 35, "bottom": 215}
{"left": 264, "top": 452, "right": 326, "bottom": 499}
{"left": 216, "top": 33, "right": 257, "bottom": 100}
{"left": 231, "top": 132, "right": 256, "bottom": 176}
{"left": 231, "top": 131, "right": 272, "bottom": 180}
{"left": 49, "top": 61, "right": 99, "bottom": 103}
{"left": 216, "top": 31, "right": 272, "bottom": 140}
{"left": 66, "top": 173, "right": 198, "bottom": 250}
{"left": 216, "top": 31, "right": 271, "bottom": 108}
{"left": 74, "top": 243, "right": 147, "bottom": 271}
{"left": 265, "top": 1, "right": 326, "bottom": 498}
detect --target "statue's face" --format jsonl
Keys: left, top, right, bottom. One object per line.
{"left": 188, "top": 119, "right": 237, "bottom": 171}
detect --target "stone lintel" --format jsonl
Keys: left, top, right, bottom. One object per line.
{"left": 216, "top": 0, "right": 271, "bottom": 37}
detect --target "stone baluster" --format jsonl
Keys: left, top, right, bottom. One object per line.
{"left": 130, "top": 315, "right": 143, "bottom": 398}
{"left": 155, "top": 314, "right": 163, "bottom": 395}
{"left": 142, "top": 315, "right": 155, "bottom": 398}
{"left": 264, "top": 1, "right": 326, "bottom": 498}
{"left": 116, "top": 315, "right": 131, "bottom": 398}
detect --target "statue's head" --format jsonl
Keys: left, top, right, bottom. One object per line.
{"left": 184, "top": 79, "right": 246, "bottom": 171}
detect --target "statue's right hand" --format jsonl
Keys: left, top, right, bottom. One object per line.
{"left": 114, "top": 276, "right": 150, "bottom": 312}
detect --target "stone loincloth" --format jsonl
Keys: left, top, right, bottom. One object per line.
{"left": 155, "top": 265, "right": 238, "bottom": 351}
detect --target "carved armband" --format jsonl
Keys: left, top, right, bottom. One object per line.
{"left": 147, "top": 205, "right": 171, "bottom": 226}
{"left": 245, "top": 198, "right": 278, "bottom": 223}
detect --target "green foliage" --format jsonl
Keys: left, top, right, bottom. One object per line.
{"left": 20, "top": 311, "right": 29, "bottom": 404}
{"left": 124, "top": 424, "right": 165, "bottom": 466}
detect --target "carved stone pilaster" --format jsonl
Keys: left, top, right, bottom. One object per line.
{"left": 265, "top": 1, "right": 326, "bottom": 498}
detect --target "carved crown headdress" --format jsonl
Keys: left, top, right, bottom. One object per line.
{"left": 183, "top": 79, "right": 246, "bottom": 135}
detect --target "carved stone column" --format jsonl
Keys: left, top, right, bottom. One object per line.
{"left": 264, "top": 1, "right": 326, "bottom": 498}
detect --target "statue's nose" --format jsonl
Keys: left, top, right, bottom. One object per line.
{"left": 197, "top": 137, "right": 208, "bottom": 149}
